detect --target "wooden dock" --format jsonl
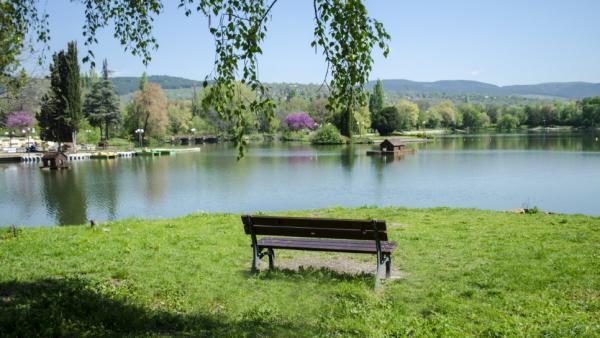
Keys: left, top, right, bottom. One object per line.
{"left": 0, "top": 153, "right": 43, "bottom": 163}
{"left": 1, "top": 149, "right": 185, "bottom": 163}
{"left": 366, "top": 149, "right": 416, "bottom": 156}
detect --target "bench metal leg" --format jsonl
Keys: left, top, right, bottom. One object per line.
{"left": 267, "top": 248, "right": 275, "bottom": 270}
{"left": 375, "top": 253, "right": 392, "bottom": 288}
{"left": 251, "top": 244, "right": 261, "bottom": 272}
{"left": 375, "top": 251, "right": 384, "bottom": 289}
{"left": 385, "top": 254, "right": 391, "bottom": 279}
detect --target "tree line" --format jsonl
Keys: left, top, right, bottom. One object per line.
{"left": 367, "top": 80, "right": 600, "bottom": 135}
{"left": 3, "top": 47, "right": 600, "bottom": 148}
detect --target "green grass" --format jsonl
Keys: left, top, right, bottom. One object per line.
{"left": 1, "top": 207, "right": 599, "bottom": 337}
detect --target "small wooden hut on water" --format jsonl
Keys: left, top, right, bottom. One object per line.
{"left": 379, "top": 139, "right": 406, "bottom": 152}
{"left": 366, "top": 139, "right": 415, "bottom": 156}
{"left": 41, "top": 152, "right": 69, "bottom": 169}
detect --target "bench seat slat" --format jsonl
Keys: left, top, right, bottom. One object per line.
{"left": 244, "top": 215, "right": 387, "bottom": 231}
{"left": 252, "top": 225, "right": 387, "bottom": 241}
{"left": 257, "top": 237, "right": 397, "bottom": 254}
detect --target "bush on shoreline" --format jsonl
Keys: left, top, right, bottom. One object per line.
{"left": 311, "top": 124, "right": 344, "bottom": 144}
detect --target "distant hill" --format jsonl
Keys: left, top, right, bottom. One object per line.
{"left": 502, "top": 82, "right": 600, "bottom": 99}
{"left": 367, "top": 79, "right": 600, "bottom": 99}
{"left": 108, "top": 75, "right": 600, "bottom": 100}
{"left": 111, "top": 75, "right": 202, "bottom": 96}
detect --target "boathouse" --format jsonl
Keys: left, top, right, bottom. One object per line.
{"left": 41, "top": 152, "right": 69, "bottom": 169}
{"left": 380, "top": 139, "right": 406, "bottom": 153}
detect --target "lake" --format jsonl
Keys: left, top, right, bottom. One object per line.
{"left": 1, "top": 131, "right": 599, "bottom": 226}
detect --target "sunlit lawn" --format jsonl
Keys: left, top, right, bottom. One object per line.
{"left": 1, "top": 207, "right": 599, "bottom": 337}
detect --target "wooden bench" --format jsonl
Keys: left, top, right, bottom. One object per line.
{"left": 242, "top": 215, "right": 397, "bottom": 288}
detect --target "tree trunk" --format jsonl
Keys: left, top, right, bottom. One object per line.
{"left": 72, "top": 131, "right": 77, "bottom": 153}
{"left": 105, "top": 121, "right": 109, "bottom": 142}
{"left": 142, "top": 112, "right": 150, "bottom": 146}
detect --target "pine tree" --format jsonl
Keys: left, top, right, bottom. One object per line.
{"left": 369, "top": 80, "right": 384, "bottom": 115}
{"left": 37, "top": 50, "right": 72, "bottom": 150}
{"left": 65, "top": 41, "right": 82, "bottom": 150}
{"left": 83, "top": 59, "right": 121, "bottom": 142}
{"left": 139, "top": 71, "right": 148, "bottom": 90}
{"left": 191, "top": 83, "right": 199, "bottom": 116}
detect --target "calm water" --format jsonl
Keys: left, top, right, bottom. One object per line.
{"left": 1, "top": 132, "right": 600, "bottom": 226}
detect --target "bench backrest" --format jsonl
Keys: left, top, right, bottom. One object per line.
{"left": 242, "top": 215, "right": 388, "bottom": 241}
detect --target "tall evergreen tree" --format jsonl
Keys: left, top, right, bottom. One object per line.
{"left": 139, "top": 71, "right": 148, "bottom": 90}
{"left": 191, "top": 83, "right": 199, "bottom": 117}
{"left": 37, "top": 50, "right": 72, "bottom": 150}
{"left": 65, "top": 41, "right": 82, "bottom": 150}
{"left": 369, "top": 80, "right": 384, "bottom": 115}
{"left": 83, "top": 59, "right": 121, "bottom": 141}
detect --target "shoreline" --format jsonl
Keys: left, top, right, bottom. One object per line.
{"left": 3, "top": 205, "right": 599, "bottom": 229}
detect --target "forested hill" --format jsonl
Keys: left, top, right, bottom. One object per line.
{"left": 365, "top": 79, "right": 600, "bottom": 99}
{"left": 111, "top": 75, "right": 202, "bottom": 95}
{"left": 108, "top": 75, "right": 600, "bottom": 99}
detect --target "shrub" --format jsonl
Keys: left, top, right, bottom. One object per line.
{"left": 282, "top": 130, "right": 310, "bottom": 142}
{"left": 372, "top": 106, "right": 401, "bottom": 136}
{"left": 497, "top": 114, "right": 520, "bottom": 131}
{"left": 311, "top": 124, "right": 344, "bottom": 144}
{"left": 459, "top": 103, "right": 489, "bottom": 130}
{"left": 283, "top": 112, "right": 316, "bottom": 131}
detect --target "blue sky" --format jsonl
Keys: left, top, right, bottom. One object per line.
{"left": 31, "top": 0, "right": 600, "bottom": 85}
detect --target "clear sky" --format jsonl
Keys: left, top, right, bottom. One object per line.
{"left": 30, "top": 0, "right": 600, "bottom": 85}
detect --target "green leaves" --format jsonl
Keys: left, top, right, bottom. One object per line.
{"left": 312, "top": 0, "right": 390, "bottom": 138}
{"left": 4, "top": 0, "right": 389, "bottom": 157}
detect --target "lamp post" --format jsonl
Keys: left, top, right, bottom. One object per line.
{"left": 21, "top": 129, "right": 26, "bottom": 152}
{"left": 30, "top": 128, "right": 36, "bottom": 152}
{"left": 25, "top": 128, "right": 31, "bottom": 151}
{"left": 135, "top": 129, "right": 144, "bottom": 148}
{"left": 4, "top": 131, "right": 12, "bottom": 147}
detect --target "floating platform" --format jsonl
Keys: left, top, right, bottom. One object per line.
{"left": 116, "top": 151, "right": 136, "bottom": 157}
{"left": 158, "top": 149, "right": 174, "bottom": 155}
{"left": 67, "top": 153, "right": 92, "bottom": 161}
{"left": 137, "top": 149, "right": 175, "bottom": 156}
{"left": 91, "top": 152, "right": 117, "bottom": 159}
{"left": 137, "top": 150, "right": 160, "bottom": 156}
{"left": 366, "top": 149, "right": 416, "bottom": 156}
{"left": 0, "top": 153, "right": 43, "bottom": 163}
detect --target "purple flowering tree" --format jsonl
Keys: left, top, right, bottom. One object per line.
{"left": 283, "top": 112, "right": 316, "bottom": 131}
{"left": 6, "top": 111, "right": 34, "bottom": 130}
{"left": 5, "top": 111, "right": 34, "bottom": 145}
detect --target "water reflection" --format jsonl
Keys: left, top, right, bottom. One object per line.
{"left": 88, "top": 160, "right": 120, "bottom": 220}
{"left": 1, "top": 131, "right": 599, "bottom": 226}
{"left": 340, "top": 146, "right": 356, "bottom": 172}
{"left": 433, "top": 131, "right": 600, "bottom": 152}
{"left": 40, "top": 167, "right": 88, "bottom": 225}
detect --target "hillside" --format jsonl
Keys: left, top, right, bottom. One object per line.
{"left": 111, "top": 75, "right": 202, "bottom": 96}
{"left": 109, "top": 76, "right": 600, "bottom": 100}
{"left": 368, "top": 79, "right": 600, "bottom": 99}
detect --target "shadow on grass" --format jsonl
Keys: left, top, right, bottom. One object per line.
{"left": 243, "top": 266, "right": 374, "bottom": 286}
{"left": 0, "top": 278, "right": 316, "bottom": 337}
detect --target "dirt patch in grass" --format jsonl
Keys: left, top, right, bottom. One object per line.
{"left": 389, "top": 223, "right": 409, "bottom": 229}
{"left": 275, "top": 254, "right": 405, "bottom": 279}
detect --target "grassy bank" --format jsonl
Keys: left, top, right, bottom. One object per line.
{"left": 1, "top": 207, "right": 599, "bottom": 337}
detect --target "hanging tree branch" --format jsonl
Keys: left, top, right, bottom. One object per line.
{"left": 3, "top": 0, "right": 389, "bottom": 156}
